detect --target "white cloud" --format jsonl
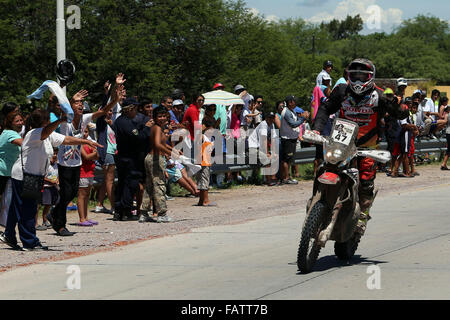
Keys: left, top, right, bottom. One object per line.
{"left": 248, "top": 7, "right": 280, "bottom": 23}
{"left": 266, "top": 15, "right": 280, "bottom": 23}
{"left": 306, "top": 0, "right": 403, "bottom": 32}
{"left": 248, "top": 7, "right": 260, "bottom": 16}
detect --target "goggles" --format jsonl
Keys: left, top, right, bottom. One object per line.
{"left": 348, "top": 70, "right": 373, "bottom": 83}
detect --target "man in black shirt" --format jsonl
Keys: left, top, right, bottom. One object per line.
{"left": 112, "top": 98, "right": 151, "bottom": 221}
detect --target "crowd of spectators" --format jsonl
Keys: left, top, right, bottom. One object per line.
{"left": 383, "top": 79, "right": 449, "bottom": 177}
{"left": 0, "top": 59, "right": 448, "bottom": 251}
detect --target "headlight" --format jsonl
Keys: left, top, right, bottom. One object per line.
{"left": 325, "top": 147, "right": 345, "bottom": 164}
{"left": 333, "top": 149, "right": 343, "bottom": 158}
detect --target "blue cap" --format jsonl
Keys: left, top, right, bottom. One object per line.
{"left": 122, "top": 98, "right": 140, "bottom": 108}
{"left": 294, "top": 106, "right": 305, "bottom": 114}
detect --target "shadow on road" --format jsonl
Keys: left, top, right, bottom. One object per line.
{"left": 296, "top": 255, "right": 388, "bottom": 275}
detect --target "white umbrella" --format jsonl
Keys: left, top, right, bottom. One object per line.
{"left": 202, "top": 90, "right": 245, "bottom": 106}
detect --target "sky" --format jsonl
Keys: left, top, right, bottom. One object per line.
{"left": 243, "top": 0, "right": 450, "bottom": 33}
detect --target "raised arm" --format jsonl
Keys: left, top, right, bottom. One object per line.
{"left": 62, "top": 135, "right": 103, "bottom": 149}
{"left": 70, "top": 90, "right": 89, "bottom": 105}
{"left": 92, "top": 75, "right": 126, "bottom": 121}
{"left": 41, "top": 116, "right": 66, "bottom": 141}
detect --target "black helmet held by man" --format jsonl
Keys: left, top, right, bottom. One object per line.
{"left": 56, "top": 59, "right": 76, "bottom": 86}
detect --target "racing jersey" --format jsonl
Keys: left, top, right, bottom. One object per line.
{"left": 313, "top": 84, "right": 409, "bottom": 148}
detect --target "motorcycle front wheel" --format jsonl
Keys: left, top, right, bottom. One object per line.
{"left": 297, "top": 201, "right": 328, "bottom": 274}
{"left": 334, "top": 233, "right": 361, "bottom": 260}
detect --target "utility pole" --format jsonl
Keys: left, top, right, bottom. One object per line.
{"left": 56, "top": 0, "right": 66, "bottom": 92}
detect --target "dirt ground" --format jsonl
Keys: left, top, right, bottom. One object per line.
{"left": 1, "top": 163, "right": 448, "bottom": 271}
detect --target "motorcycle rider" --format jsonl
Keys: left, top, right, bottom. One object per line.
{"left": 313, "top": 58, "right": 409, "bottom": 234}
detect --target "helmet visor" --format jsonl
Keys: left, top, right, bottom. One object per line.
{"left": 348, "top": 70, "right": 373, "bottom": 83}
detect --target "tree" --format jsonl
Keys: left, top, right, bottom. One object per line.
{"left": 0, "top": 1, "right": 57, "bottom": 104}
{"left": 395, "top": 15, "right": 448, "bottom": 45}
{"left": 0, "top": 1, "right": 448, "bottom": 111}
{"left": 320, "top": 15, "right": 363, "bottom": 40}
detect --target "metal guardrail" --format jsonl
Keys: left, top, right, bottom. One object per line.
{"left": 210, "top": 138, "right": 448, "bottom": 174}
{"left": 93, "top": 138, "right": 447, "bottom": 184}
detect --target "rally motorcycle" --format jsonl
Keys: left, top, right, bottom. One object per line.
{"left": 297, "top": 118, "right": 390, "bottom": 274}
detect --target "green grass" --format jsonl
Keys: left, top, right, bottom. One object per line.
{"left": 293, "top": 163, "right": 315, "bottom": 180}
{"left": 169, "top": 183, "right": 191, "bottom": 197}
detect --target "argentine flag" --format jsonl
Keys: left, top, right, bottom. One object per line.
{"left": 27, "top": 80, "right": 74, "bottom": 123}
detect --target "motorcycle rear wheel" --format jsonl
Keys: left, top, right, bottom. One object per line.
{"left": 334, "top": 233, "right": 361, "bottom": 260}
{"left": 297, "top": 201, "right": 327, "bottom": 274}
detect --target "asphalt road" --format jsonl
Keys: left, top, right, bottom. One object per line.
{"left": 0, "top": 183, "right": 449, "bottom": 300}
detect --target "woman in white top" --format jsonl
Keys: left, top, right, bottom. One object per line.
{"left": 0, "top": 109, "right": 101, "bottom": 251}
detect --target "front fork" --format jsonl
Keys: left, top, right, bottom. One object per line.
{"left": 305, "top": 168, "right": 359, "bottom": 247}
{"left": 317, "top": 201, "right": 342, "bottom": 247}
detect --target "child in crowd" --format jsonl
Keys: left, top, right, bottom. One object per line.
{"left": 196, "top": 117, "right": 216, "bottom": 206}
{"left": 36, "top": 148, "right": 60, "bottom": 231}
{"left": 77, "top": 127, "right": 99, "bottom": 226}
{"left": 163, "top": 127, "right": 199, "bottom": 197}
{"left": 96, "top": 109, "right": 116, "bottom": 214}
{"left": 166, "top": 159, "right": 200, "bottom": 197}
{"left": 145, "top": 106, "right": 180, "bottom": 223}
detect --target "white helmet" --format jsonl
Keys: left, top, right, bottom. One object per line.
{"left": 347, "top": 58, "right": 375, "bottom": 95}
{"left": 397, "top": 77, "right": 408, "bottom": 88}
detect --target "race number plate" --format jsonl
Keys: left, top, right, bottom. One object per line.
{"left": 331, "top": 120, "right": 356, "bottom": 146}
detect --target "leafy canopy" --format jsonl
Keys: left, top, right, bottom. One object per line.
{"left": 0, "top": 1, "right": 448, "bottom": 113}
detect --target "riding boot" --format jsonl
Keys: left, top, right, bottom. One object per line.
{"left": 356, "top": 184, "right": 378, "bottom": 235}
{"left": 356, "top": 209, "right": 371, "bottom": 235}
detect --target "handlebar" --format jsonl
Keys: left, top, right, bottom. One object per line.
{"left": 302, "top": 130, "right": 327, "bottom": 145}
{"left": 303, "top": 130, "right": 391, "bottom": 163}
